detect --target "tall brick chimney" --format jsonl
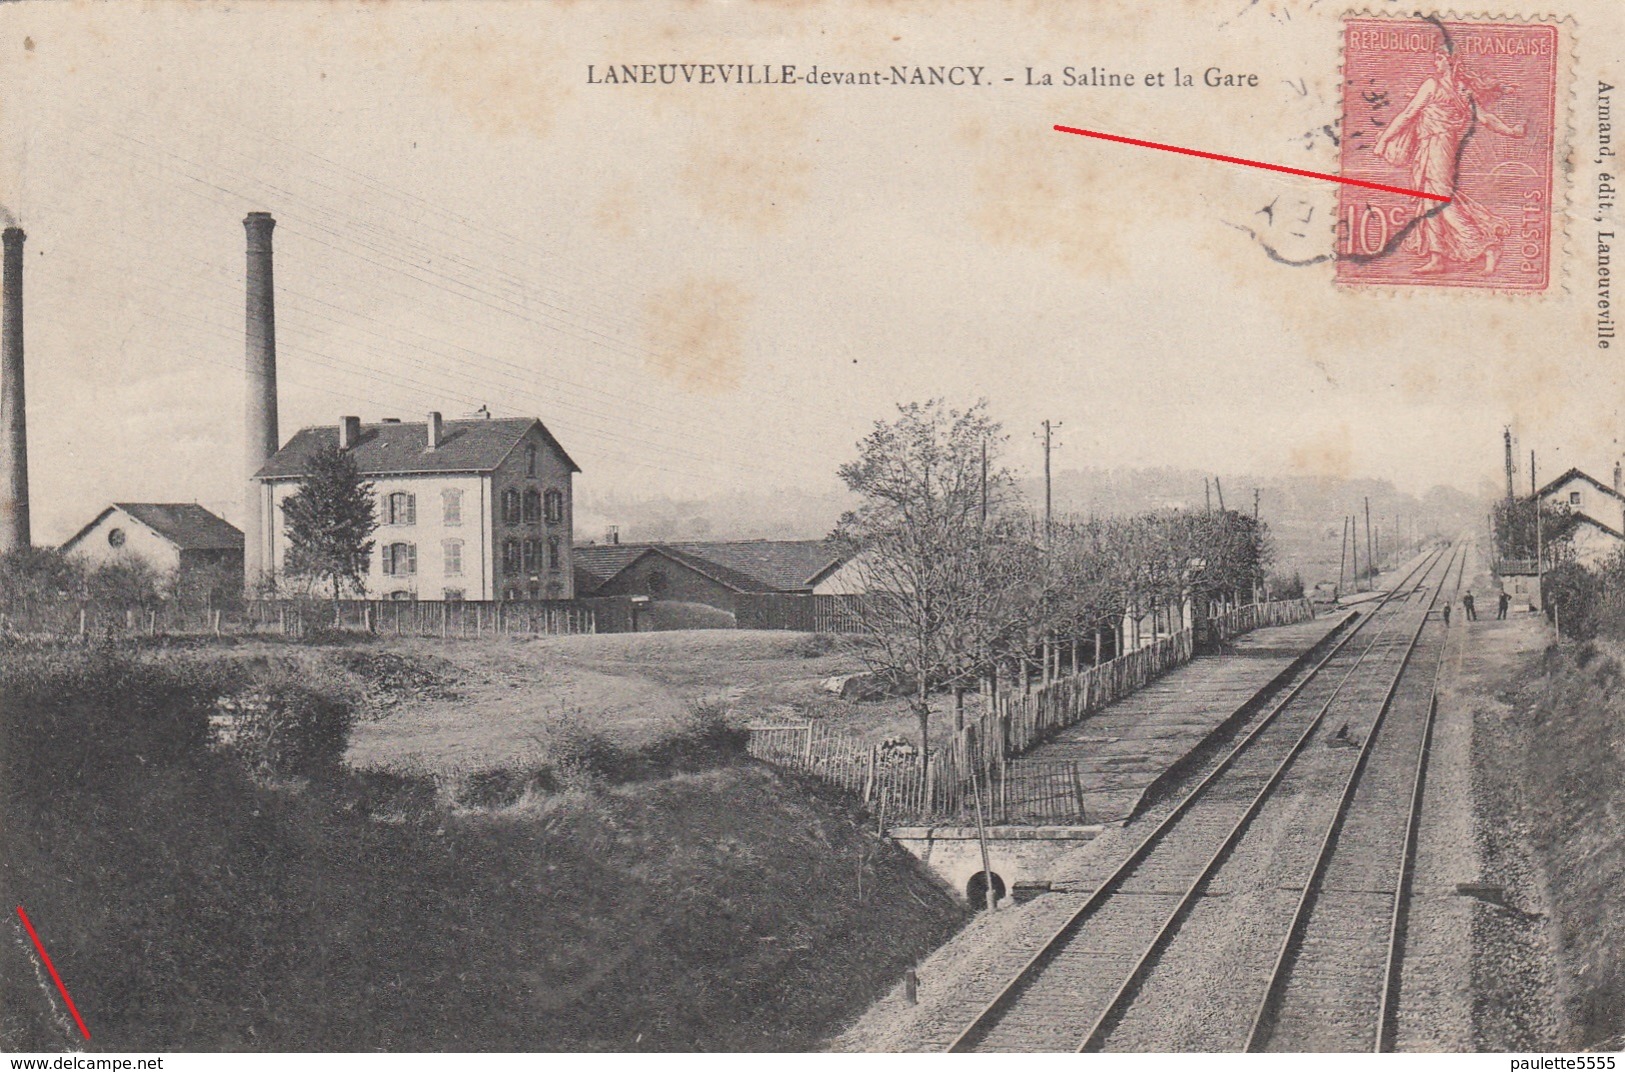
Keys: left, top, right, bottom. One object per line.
{"left": 0, "top": 227, "right": 29, "bottom": 553}
{"left": 244, "top": 212, "right": 279, "bottom": 595}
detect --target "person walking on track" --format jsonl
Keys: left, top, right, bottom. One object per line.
{"left": 1443, "top": 603, "right": 1452, "bottom": 627}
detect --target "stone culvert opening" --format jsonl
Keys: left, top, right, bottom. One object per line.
{"left": 966, "top": 870, "right": 1006, "bottom": 909}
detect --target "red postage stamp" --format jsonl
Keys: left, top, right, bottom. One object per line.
{"left": 1335, "top": 17, "right": 1559, "bottom": 291}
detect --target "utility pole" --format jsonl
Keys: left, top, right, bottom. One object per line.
{"left": 1338, "top": 515, "right": 1349, "bottom": 595}
{"left": 1504, "top": 426, "right": 1517, "bottom": 506}
{"left": 1253, "top": 487, "right": 1260, "bottom": 520}
{"left": 1364, "top": 497, "right": 1374, "bottom": 587}
{"left": 1041, "top": 419, "right": 1055, "bottom": 549}
{"left": 1214, "top": 477, "right": 1226, "bottom": 512}
{"left": 980, "top": 438, "right": 988, "bottom": 529}
{"left": 1205, "top": 478, "right": 1211, "bottom": 514}
{"left": 1530, "top": 449, "right": 1537, "bottom": 497}
{"left": 1350, "top": 515, "right": 1360, "bottom": 592}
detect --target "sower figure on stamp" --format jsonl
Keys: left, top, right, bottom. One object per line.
{"left": 1463, "top": 591, "right": 1477, "bottom": 621}
{"left": 1373, "top": 49, "right": 1527, "bottom": 275}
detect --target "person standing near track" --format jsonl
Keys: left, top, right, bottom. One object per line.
{"left": 1443, "top": 603, "right": 1452, "bottom": 627}
{"left": 1497, "top": 590, "right": 1510, "bottom": 619}
{"left": 1463, "top": 591, "right": 1477, "bottom": 621}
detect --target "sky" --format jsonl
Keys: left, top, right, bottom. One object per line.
{"left": 0, "top": 0, "right": 1618, "bottom": 545}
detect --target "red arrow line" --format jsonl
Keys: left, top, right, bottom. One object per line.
{"left": 16, "top": 906, "right": 91, "bottom": 1040}
{"left": 1053, "top": 125, "right": 1452, "bottom": 203}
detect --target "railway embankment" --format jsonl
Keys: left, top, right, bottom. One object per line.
{"left": 1507, "top": 633, "right": 1625, "bottom": 1048}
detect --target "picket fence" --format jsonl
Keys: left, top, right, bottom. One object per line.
{"left": 744, "top": 598, "right": 1314, "bottom": 826}
{"left": 734, "top": 593, "right": 867, "bottom": 633}
{"left": 745, "top": 721, "right": 1085, "bottom": 825}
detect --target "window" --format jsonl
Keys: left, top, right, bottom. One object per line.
{"left": 442, "top": 588, "right": 465, "bottom": 602}
{"left": 387, "top": 491, "right": 417, "bottom": 526}
{"left": 645, "top": 567, "right": 667, "bottom": 596}
{"left": 502, "top": 538, "right": 521, "bottom": 574}
{"left": 442, "top": 489, "right": 462, "bottom": 526}
{"left": 526, "top": 444, "right": 538, "bottom": 477}
{"left": 443, "top": 539, "right": 463, "bottom": 577}
{"left": 528, "top": 582, "right": 541, "bottom": 601}
{"left": 523, "top": 488, "right": 542, "bottom": 524}
{"left": 505, "top": 588, "right": 521, "bottom": 601}
{"left": 522, "top": 538, "right": 538, "bottom": 573}
{"left": 544, "top": 489, "right": 565, "bottom": 525}
{"left": 547, "top": 536, "right": 562, "bottom": 570}
{"left": 1570, "top": 491, "right": 1582, "bottom": 505}
{"left": 382, "top": 542, "right": 417, "bottom": 576}
{"left": 388, "top": 590, "right": 413, "bottom": 601}
{"left": 107, "top": 528, "right": 126, "bottom": 548}
{"left": 502, "top": 488, "right": 522, "bottom": 524}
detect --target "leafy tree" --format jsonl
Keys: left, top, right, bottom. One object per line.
{"left": 1494, "top": 497, "right": 1579, "bottom": 565}
{"left": 834, "top": 399, "right": 1020, "bottom": 757}
{"left": 282, "top": 445, "right": 378, "bottom": 612}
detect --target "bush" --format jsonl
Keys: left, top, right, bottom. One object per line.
{"left": 1544, "top": 562, "right": 1604, "bottom": 642}
{"left": 1268, "top": 571, "right": 1305, "bottom": 600}
{"left": 218, "top": 681, "right": 354, "bottom": 777}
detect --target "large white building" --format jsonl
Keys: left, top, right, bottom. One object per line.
{"left": 252, "top": 412, "right": 579, "bottom": 601}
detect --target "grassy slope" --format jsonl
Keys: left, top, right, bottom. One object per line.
{"left": 1516, "top": 638, "right": 1625, "bottom": 1048}
{"left": 1, "top": 648, "right": 965, "bottom": 1052}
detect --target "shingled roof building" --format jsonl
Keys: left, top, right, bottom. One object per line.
{"left": 62, "top": 502, "right": 244, "bottom": 590}
{"left": 253, "top": 413, "right": 579, "bottom": 601}
{"left": 573, "top": 538, "right": 845, "bottom": 617}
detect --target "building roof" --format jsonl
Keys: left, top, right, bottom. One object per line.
{"left": 62, "top": 503, "right": 243, "bottom": 553}
{"left": 572, "top": 543, "right": 654, "bottom": 589}
{"left": 571, "top": 538, "right": 845, "bottom": 596}
{"left": 1535, "top": 467, "right": 1625, "bottom": 505}
{"left": 665, "top": 540, "right": 845, "bottom": 592}
{"left": 255, "top": 417, "right": 580, "bottom": 479}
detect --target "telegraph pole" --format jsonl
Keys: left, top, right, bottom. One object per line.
{"left": 1214, "top": 477, "right": 1226, "bottom": 512}
{"left": 1042, "top": 419, "right": 1054, "bottom": 549}
{"left": 980, "top": 437, "right": 988, "bottom": 529}
{"left": 1338, "top": 515, "right": 1349, "bottom": 595}
{"left": 1364, "top": 497, "right": 1374, "bottom": 587}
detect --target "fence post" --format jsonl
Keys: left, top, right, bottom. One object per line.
{"left": 803, "top": 723, "right": 815, "bottom": 767}
{"left": 864, "top": 745, "right": 877, "bottom": 805}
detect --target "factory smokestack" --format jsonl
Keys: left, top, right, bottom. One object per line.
{"left": 244, "top": 212, "right": 279, "bottom": 595}
{"left": 0, "top": 227, "right": 29, "bottom": 553}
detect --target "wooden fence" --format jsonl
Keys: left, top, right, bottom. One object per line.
{"left": 1204, "top": 596, "right": 1315, "bottom": 647}
{"left": 734, "top": 593, "right": 867, "bottom": 633}
{"left": 744, "top": 598, "right": 1314, "bottom": 826}
{"left": 745, "top": 720, "right": 1085, "bottom": 825}
{"left": 0, "top": 597, "right": 595, "bottom": 640}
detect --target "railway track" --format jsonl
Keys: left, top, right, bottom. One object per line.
{"left": 1246, "top": 545, "right": 1468, "bottom": 1052}
{"left": 947, "top": 545, "right": 1457, "bottom": 1053}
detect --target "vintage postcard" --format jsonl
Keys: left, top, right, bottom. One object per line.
{"left": 1, "top": 0, "right": 1621, "bottom": 1060}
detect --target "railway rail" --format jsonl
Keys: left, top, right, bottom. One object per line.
{"left": 946, "top": 544, "right": 1459, "bottom": 1053}
{"left": 1246, "top": 545, "right": 1467, "bottom": 1052}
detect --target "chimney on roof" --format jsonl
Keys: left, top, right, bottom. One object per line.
{"left": 427, "top": 411, "right": 443, "bottom": 452}
{"left": 0, "top": 226, "right": 28, "bottom": 552}
{"left": 339, "top": 415, "right": 361, "bottom": 450}
{"left": 243, "top": 212, "right": 278, "bottom": 596}
{"left": 607, "top": 526, "right": 620, "bottom": 545}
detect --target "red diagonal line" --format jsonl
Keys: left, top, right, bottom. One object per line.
{"left": 16, "top": 906, "right": 91, "bottom": 1040}
{"left": 1053, "top": 124, "right": 1452, "bottom": 203}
